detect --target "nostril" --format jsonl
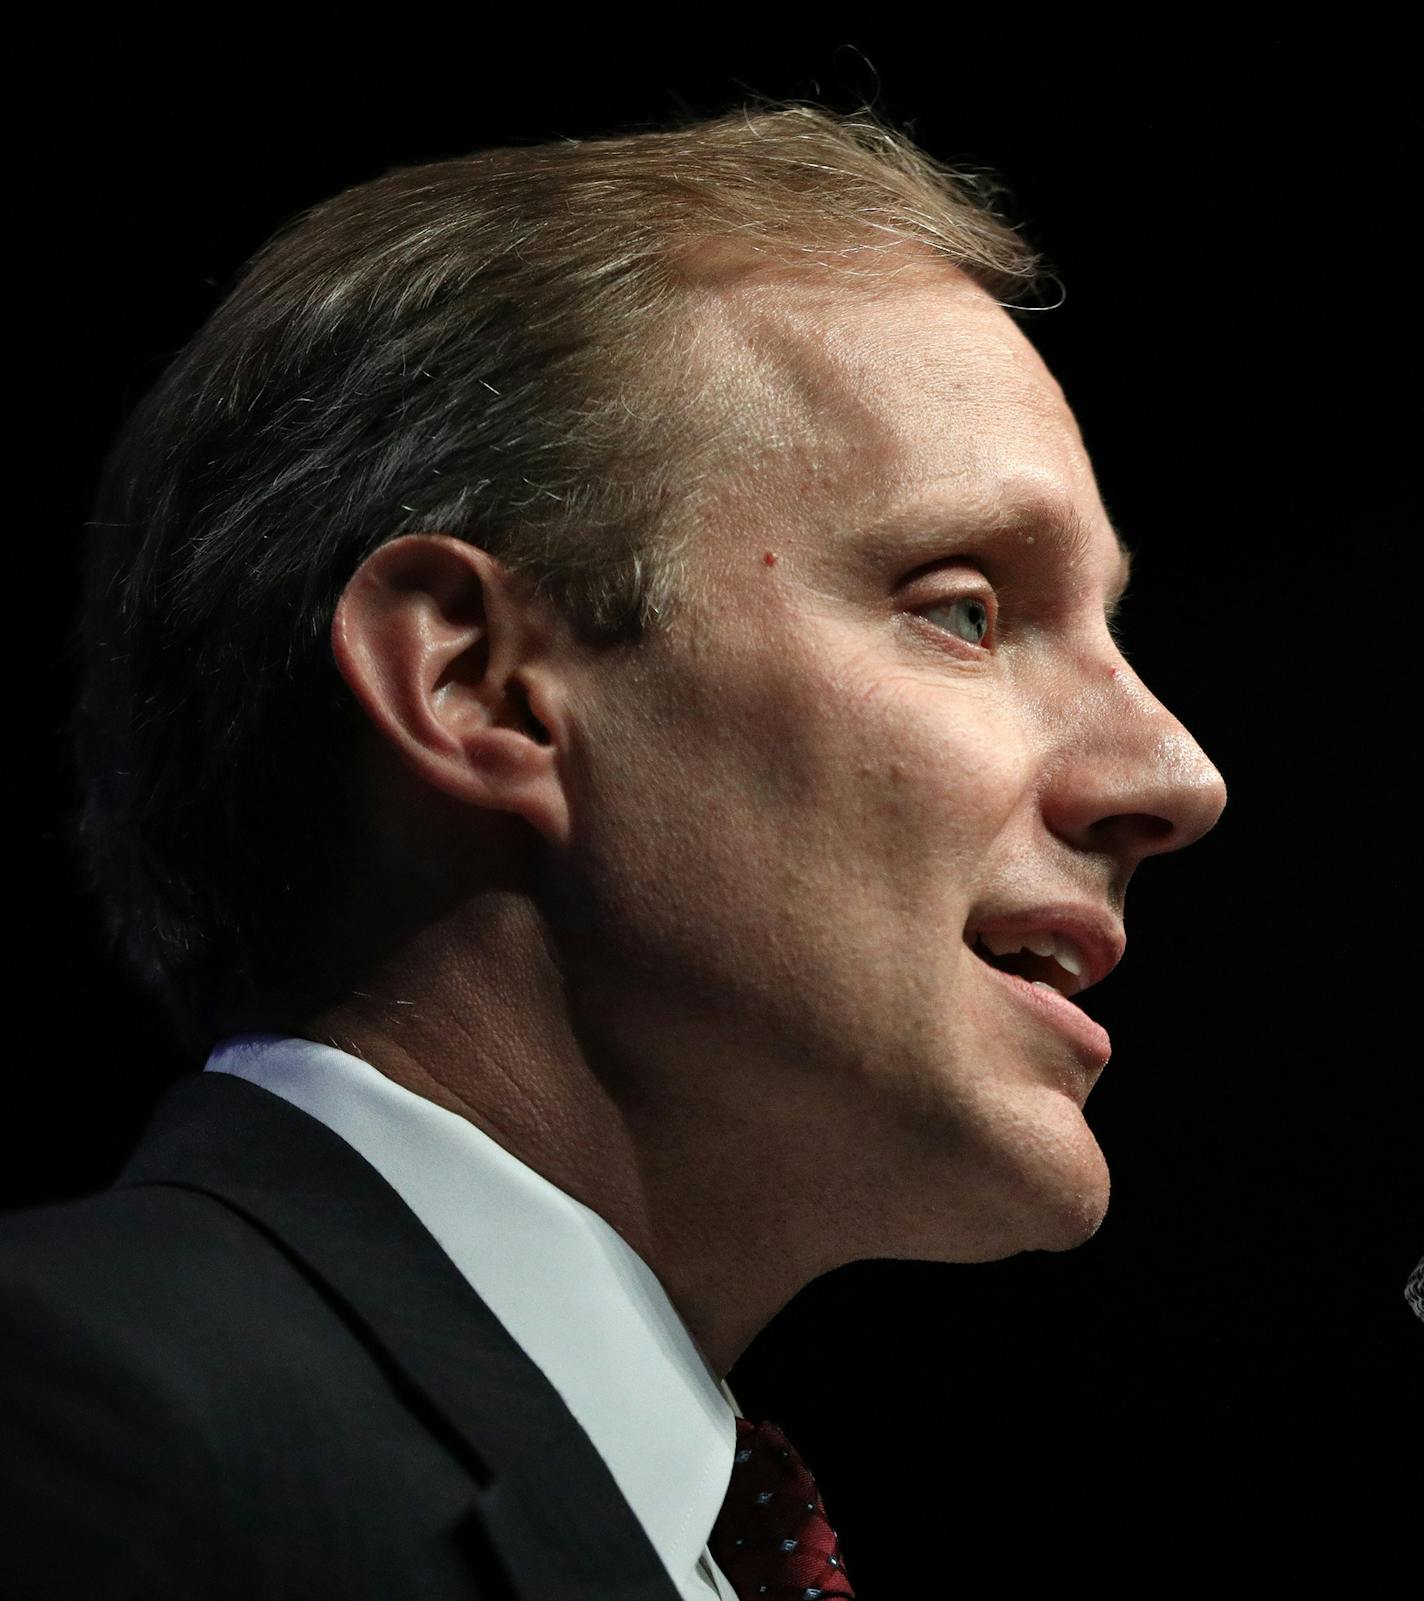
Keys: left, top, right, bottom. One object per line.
{"left": 1091, "top": 812, "right": 1175, "bottom": 849}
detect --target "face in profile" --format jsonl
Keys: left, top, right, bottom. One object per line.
{"left": 544, "top": 258, "right": 1228, "bottom": 1270}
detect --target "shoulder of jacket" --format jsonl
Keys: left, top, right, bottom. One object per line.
{"left": 0, "top": 1182, "right": 353, "bottom": 1403}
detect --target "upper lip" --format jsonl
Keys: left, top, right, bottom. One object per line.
{"left": 963, "top": 904, "right": 1126, "bottom": 998}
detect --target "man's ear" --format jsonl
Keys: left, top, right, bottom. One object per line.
{"left": 330, "top": 533, "right": 572, "bottom": 848}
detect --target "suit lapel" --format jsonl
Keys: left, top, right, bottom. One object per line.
{"left": 115, "top": 1070, "right": 682, "bottom": 1601}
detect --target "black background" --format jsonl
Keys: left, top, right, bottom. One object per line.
{"left": 12, "top": 17, "right": 1416, "bottom": 1589}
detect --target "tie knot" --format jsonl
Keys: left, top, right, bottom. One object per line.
{"left": 709, "top": 1417, "right": 855, "bottom": 1600}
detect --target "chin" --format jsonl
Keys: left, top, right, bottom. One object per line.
{"left": 1026, "top": 1134, "right": 1112, "bottom": 1252}
{"left": 1035, "top": 1185, "right": 1111, "bottom": 1252}
{"left": 980, "top": 1102, "right": 1112, "bottom": 1258}
{"left": 897, "top": 1138, "right": 1111, "bottom": 1267}
{"left": 885, "top": 1073, "right": 1113, "bottom": 1263}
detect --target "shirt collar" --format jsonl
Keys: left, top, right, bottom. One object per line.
{"left": 204, "top": 1033, "right": 740, "bottom": 1594}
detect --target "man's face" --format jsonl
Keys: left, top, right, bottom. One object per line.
{"left": 548, "top": 260, "right": 1227, "bottom": 1266}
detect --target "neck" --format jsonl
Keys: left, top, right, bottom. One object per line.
{"left": 297, "top": 886, "right": 847, "bottom": 1376}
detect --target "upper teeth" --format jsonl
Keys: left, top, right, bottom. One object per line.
{"left": 978, "top": 930, "right": 1085, "bottom": 979}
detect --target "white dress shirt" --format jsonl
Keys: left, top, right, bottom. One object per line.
{"left": 204, "top": 1033, "right": 741, "bottom": 1601}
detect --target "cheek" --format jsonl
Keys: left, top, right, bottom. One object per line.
{"left": 564, "top": 619, "right": 1033, "bottom": 999}
{"left": 699, "top": 625, "right": 1037, "bottom": 926}
{"left": 836, "top": 685, "right": 1035, "bottom": 891}
{"left": 555, "top": 665, "right": 803, "bottom": 990}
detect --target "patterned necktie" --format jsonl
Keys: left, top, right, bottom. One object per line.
{"left": 708, "top": 1417, "right": 855, "bottom": 1599}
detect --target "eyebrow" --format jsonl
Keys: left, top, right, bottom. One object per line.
{"left": 851, "top": 489, "right": 1135, "bottom": 619}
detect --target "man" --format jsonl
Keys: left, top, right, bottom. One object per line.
{"left": 1, "top": 99, "right": 1227, "bottom": 1599}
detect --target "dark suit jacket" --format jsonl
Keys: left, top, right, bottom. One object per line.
{"left": 0, "top": 1071, "right": 686, "bottom": 1601}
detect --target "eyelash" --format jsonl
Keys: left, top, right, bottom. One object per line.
{"left": 913, "top": 588, "right": 999, "bottom": 651}
{"left": 913, "top": 588, "right": 1131, "bottom": 654}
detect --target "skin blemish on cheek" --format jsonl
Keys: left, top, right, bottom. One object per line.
{"left": 1109, "top": 666, "right": 1120, "bottom": 679}
{"left": 762, "top": 551, "right": 778, "bottom": 566}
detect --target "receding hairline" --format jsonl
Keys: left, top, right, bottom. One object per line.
{"left": 679, "top": 261, "right": 1133, "bottom": 607}
{"left": 78, "top": 97, "right": 1059, "bottom": 1051}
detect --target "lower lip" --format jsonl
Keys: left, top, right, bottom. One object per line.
{"left": 969, "top": 949, "right": 1112, "bottom": 1068}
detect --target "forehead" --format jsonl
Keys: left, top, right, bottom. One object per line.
{"left": 688, "top": 255, "right": 1121, "bottom": 579}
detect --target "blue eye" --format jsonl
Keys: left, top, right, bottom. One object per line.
{"left": 922, "top": 595, "right": 992, "bottom": 646}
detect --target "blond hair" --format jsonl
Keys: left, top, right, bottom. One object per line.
{"left": 72, "top": 97, "right": 1056, "bottom": 1056}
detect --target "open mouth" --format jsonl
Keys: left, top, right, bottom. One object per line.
{"left": 963, "top": 932, "right": 1080, "bottom": 1001}
{"left": 962, "top": 930, "right": 1112, "bottom": 1065}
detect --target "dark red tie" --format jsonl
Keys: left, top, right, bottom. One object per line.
{"left": 708, "top": 1417, "right": 856, "bottom": 1599}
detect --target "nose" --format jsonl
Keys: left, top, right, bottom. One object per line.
{"left": 1041, "top": 659, "right": 1228, "bottom": 877}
